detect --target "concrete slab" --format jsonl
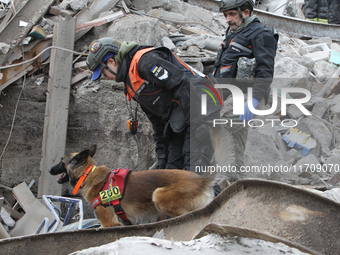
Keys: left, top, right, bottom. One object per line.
{"left": 9, "top": 199, "right": 56, "bottom": 237}
{"left": 38, "top": 15, "right": 76, "bottom": 198}
{"left": 12, "top": 182, "right": 36, "bottom": 213}
{"left": 0, "top": 223, "right": 10, "bottom": 240}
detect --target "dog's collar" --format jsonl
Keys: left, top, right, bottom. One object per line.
{"left": 73, "top": 165, "right": 97, "bottom": 195}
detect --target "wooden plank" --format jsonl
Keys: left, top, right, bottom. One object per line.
{"left": 71, "top": 70, "right": 91, "bottom": 85}
{"left": 0, "top": 0, "right": 56, "bottom": 66}
{"left": 38, "top": 15, "right": 76, "bottom": 198}
{"left": 12, "top": 182, "right": 36, "bottom": 213}
{"left": 121, "top": 0, "right": 130, "bottom": 14}
{"left": 0, "top": 223, "right": 10, "bottom": 240}
{"left": 316, "top": 67, "right": 340, "bottom": 98}
{"left": 74, "top": 11, "right": 124, "bottom": 41}
{"left": 75, "top": 0, "right": 120, "bottom": 26}
{"left": 73, "top": 61, "right": 87, "bottom": 69}
{"left": 75, "top": 11, "right": 124, "bottom": 32}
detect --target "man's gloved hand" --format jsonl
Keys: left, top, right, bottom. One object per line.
{"left": 239, "top": 98, "right": 260, "bottom": 122}
{"left": 155, "top": 158, "right": 167, "bottom": 169}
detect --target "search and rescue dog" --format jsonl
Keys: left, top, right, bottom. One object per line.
{"left": 49, "top": 144, "right": 220, "bottom": 228}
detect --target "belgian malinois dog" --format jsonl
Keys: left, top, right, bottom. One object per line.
{"left": 49, "top": 144, "right": 222, "bottom": 228}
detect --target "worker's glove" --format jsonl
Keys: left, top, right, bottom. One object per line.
{"left": 155, "top": 158, "right": 167, "bottom": 169}
{"left": 239, "top": 98, "right": 260, "bottom": 122}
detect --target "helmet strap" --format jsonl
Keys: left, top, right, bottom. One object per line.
{"left": 100, "top": 62, "right": 117, "bottom": 76}
{"left": 237, "top": 7, "right": 245, "bottom": 23}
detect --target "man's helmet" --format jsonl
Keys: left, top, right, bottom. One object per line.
{"left": 219, "top": 0, "right": 255, "bottom": 12}
{"left": 86, "top": 37, "right": 121, "bottom": 80}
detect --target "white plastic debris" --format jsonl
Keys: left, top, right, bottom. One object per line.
{"left": 0, "top": 207, "right": 15, "bottom": 228}
{"left": 19, "top": 21, "right": 28, "bottom": 27}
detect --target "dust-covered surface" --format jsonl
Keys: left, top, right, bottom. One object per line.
{"left": 0, "top": 0, "right": 340, "bottom": 251}
{"left": 71, "top": 233, "right": 310, "bottom": 255}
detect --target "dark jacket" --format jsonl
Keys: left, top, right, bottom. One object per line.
{"left": 212, "top": 18, "right": 278, "bottom": 104}
{"left": 116, "top": 46, "right": 202, "bottom": 159}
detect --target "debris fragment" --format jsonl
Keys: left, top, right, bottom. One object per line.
{"left": 282, "top": 128, "right": 317, "bottom": 155}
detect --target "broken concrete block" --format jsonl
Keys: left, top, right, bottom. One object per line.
{"left": 283, "top": 148, "right": 299, "bottom": 162}
{"left": 291, "top": 55, "right": 315, "bottom": 72}
{"left": 161, "top": 37, "right": 176, "bottom": 51}
{"left": 70, "top": 0, "right": 90, "bottom": 11}
{"left": 311, "top": 100, "right": 328, "bottom": 118}
{"left": 58, "top": 0, "right": 71, "bottom": 10}
{"left": 300, "top": 43, "right": 331, "bottom": 54}
{"left": 306, "top": 37, "right": 333, "bottom": 47}
{"left": 329, "top": 94, "right": 340, "bottom": 118}
{"left": 273, "top": 57, "right": 312, "bottom": 93}
{"left": 245, "top": 126, "right": 284, "bottom": 169}
{"left": 331, "top": 43, "right": 340, "bottom": 53}
{"left": 42, "top": 24, "right": 53, "bottom": 34}
{"left": 158, "top": 22, "right": 178, "bottom": 33}
{"left": 40, "top": 17, "right": 47, "bottom": 27}
{"left": 313, "top": 64, "right": 326, "bottom": 83}
{"left": 322, "top": 188, "right": 340, "bottom": 203}
{"left": 296, "top": 117, "right": 332, "bottom": 155}
{"left": 325, "top": 154, "right": 340, "bottom": 175}
{"left": 0, "top": 43, "right": 10, "bottom": 55}
{"left": 183, "top": 5, "right": 216, "bottom": 26}
{"left": 304, "top": 51, "right": 331, "bottom": 62}
{"left": 182, "top": 36, "right": 206, "bottom": 50}
{"left": 292, "top": 38, "right": 309, "bottom": 47}
{"left": 147, "top": 8, "right": 187, "bottom": 24}
{"left": 134, "top": 0, "right": 182, "bottom": 14}
{"left": 278, "top": 34, "right": 291, "bottom": 45}
{"left": 105, "top": 14, "right": 167, "bottom": 46}
{"left": 310, "top": 174, "right": 325, "bottom": 186}
{"left": 287, "top": 104, "right": 305, "bottom": 119}
{"left": 295, "top": 154, "right": 322, "bottom": 176}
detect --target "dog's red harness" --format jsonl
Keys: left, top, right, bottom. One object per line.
{"left": 91, "top": 168, "right": 131, "bottom": 224}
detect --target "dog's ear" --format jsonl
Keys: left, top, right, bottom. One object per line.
{"left": 69, "top": 149, "right": 90, "bottom": 168}
{"left": 89, "top": 145, "right": 97, "bottom": 157}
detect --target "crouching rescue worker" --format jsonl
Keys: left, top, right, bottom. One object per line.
{"left": 211, "top": 0, "right": 278, "bottom": 180}
{"left": 86, "top": 38, "right": 217, "bottom": 183}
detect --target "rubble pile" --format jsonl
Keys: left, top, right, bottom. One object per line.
{"left": 0, "top": 0, "right": 340, "bottom": 241}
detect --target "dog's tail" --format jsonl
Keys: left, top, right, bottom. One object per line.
{"left": 206, "top": 124, "right": 235, "bottom": 182}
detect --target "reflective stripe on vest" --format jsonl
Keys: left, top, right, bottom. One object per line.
{"left": 126, "top": 47, "right": 154, "bottom": 100}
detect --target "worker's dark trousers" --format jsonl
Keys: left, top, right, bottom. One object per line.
{"left": 165, "top": 126, "right": 214, "bottom": 171}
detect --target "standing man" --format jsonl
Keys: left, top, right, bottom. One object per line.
{"left": 304, "top": 0, "right": 328, "bottom": 23}
{"left": 86, "top": 38, "right": 214, "bottom": 173}
{"left": 212, "top": 0, "right": 278, "bottom": 180}
{"left": 327, "top": 0, "right": 340, "bottom": 24}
